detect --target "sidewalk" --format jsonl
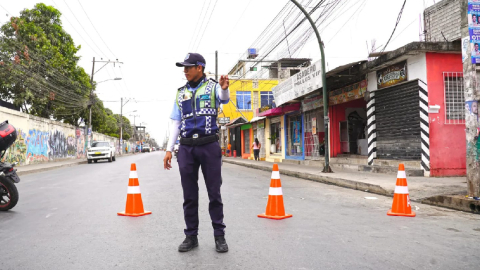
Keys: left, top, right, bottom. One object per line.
{"left": 15, "top": 153, "right": 135, "bottom": 176}
{"left": 223, "top": 157, "right": 467, "bottom": 202}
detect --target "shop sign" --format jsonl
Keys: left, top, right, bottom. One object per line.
{"left": 468, "top": 1, "right": 480, "bottom": 63}
{"left": 329, "top": 80, "right": 367, "bottom": 105}
{"left": 218, "top": 117, "right": 230, "bottom": 124}
{"left": 272, "top": 59, "right": 323, "bottom": 106}
{"left": 312, "top": 117, "right": 317, "bottom": 134}
{"left": 376, "top": 61, "right": 407, "bottom": 89}
{"left": 302, "top": 95, "right": 323, "bottom": 112}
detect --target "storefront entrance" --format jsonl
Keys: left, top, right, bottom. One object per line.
{"left": 304, "top": 109, "right": 325, "bottom": 159}
{"left": 286, "top": 113, "right": 303, "bottom": 157}
{"left": 270, "top": 117, "right": 282, "bottom": 154}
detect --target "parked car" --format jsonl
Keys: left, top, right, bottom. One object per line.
{"left": 87, "top": 141, "right": 116, "bottom": 163}
{"left": 152, "top": 147, "right": 156, "bottom": 152}
{"left": 142, "top": 144, "right": 151, "bottom": 153}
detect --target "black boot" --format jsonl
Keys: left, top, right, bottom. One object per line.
{"left": 214, "top": 236, "right": 229, "bottom": 253}
{"left": 178, "top": 235, "right": 198, "bottom": 252}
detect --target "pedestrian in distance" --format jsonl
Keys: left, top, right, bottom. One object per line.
{"left": 251, "top": 138, "right": 261, "bottom": 161}
{"left": 163, "top": 52, "right": 230, "bottom": 253}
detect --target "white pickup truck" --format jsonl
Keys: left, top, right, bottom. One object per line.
{"left": 87, "top": 141, "right": 116, "bottom": 163}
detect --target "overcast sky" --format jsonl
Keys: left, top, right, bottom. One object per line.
{"left": 1, "top": 0, "right": 438, "bottom": 143}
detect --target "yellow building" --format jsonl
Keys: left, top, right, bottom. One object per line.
{"left": 218, "top": 79, "right": 278, "bottom": 121}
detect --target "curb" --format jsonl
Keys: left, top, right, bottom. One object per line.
{"left": 224, "top": 159, "right": 479, "bottom": 215}
{"left": 421, "top": 195, "right": 480, "bottom": 214}
{"left": 17, "top": 161, "right": 88, "bottom": 176}
{"left": 16, "top": 153, "right": 136, "bottom": 176}
{"left": 223, "top": 159, "right": 390, "bottom": 197}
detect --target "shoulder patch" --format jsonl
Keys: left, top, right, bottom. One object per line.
{"left": 178, "top": 86, "right": 186, "bottom": 91}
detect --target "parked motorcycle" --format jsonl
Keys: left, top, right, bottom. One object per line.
{"left": 0, "top": 120, "right": 20, "bottom": 211}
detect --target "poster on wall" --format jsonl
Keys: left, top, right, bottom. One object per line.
{"left": 376, "top": 61, "right": 407, "bottom": 89}
{"left": 293, "top": 121, "right": 301, "bottom": 145}
{"left": 312, "top": 118, "right": 317, "bottom": 134}
{"left": 329, "top": 80, "right": 367, "bottom": 105}
{"left": 468, "top": 1, "right": 480, "bottom": 63}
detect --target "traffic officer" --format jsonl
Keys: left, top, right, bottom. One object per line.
{"left": 163, "top": 52, "right": 230, "bottom": 253}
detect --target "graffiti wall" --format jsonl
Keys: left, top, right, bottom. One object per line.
{"left": 0, "top": 106, "right": 122, "bottom": 166}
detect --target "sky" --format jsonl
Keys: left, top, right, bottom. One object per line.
{"left": 1, "top": 0, "right": 438, "bottom": 144}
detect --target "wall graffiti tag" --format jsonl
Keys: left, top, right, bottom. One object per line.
{"left": 1, "top": 129, "right": 27, "bottom": 164}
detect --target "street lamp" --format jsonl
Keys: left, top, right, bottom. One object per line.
{"left": 130, "top": 114, "right": 140, "bottom": 140}
{"left": 96, "top": 77, "right": 122, "bottom": 84}
{"left": 290, "top": 0, "right": 331, "bottom": 173}
{"left": 120, "top": 109, "right": 137, "bottom": 149}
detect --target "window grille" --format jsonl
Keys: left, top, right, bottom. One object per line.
{"left": 443, "top": 72, "right": 465, "bottom": 124}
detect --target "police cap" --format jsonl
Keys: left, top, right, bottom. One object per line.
{"left": 176, "top": 53, "right": 206, "bottom": 67}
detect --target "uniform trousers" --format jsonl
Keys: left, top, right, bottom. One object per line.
{"left": 177, "top": 141, "right": 226, "bottom": 236}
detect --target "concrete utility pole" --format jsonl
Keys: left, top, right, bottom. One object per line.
{"left": 290, "top": 0, "right": 332, "bottom": 173}
{"left": 88, "top": 57, "right": 95, "bottom": 148}
{"left": 87, "top": 58, "right": 123, "bottom": 148}
{"left": 461, "top": 0, "right": 480, "bottom": 197}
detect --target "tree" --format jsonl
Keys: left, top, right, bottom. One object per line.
{"left": 0, "top": 3, "right": 90, "bottom": 121}
{"left": 113, "top": 114, "right": 132, "bottom": 140}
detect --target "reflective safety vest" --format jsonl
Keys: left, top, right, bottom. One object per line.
{"left": 176, "top": 78, "right": 218, "bottom": 138}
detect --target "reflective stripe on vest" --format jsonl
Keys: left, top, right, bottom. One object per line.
{"left": 176, "top": 79, "right": 218, "bottom": 137}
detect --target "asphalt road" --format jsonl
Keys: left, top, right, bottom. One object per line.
{"left": 1, "top": 152, "right": 479, "bottom": 270}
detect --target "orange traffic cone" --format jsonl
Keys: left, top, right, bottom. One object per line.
{"left": 258, "top": 164, "right": 292, "bottom": 220}
{"left": 387, "top": 164, "right": 415, "bottom": 217}
{"left": 118, "top": 163, "right": 152, "bottom": 217}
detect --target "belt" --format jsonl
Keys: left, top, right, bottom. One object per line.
{"left": 180, "top": 134, "right": 218, "bottom": 146}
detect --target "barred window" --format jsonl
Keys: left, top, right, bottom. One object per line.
{"left": 444, "top": 72, "right": 465, "bottom": 124}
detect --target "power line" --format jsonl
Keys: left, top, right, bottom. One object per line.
{"left": 50, "top": 0, "right": 102, "bottom": 57}
{"left": 194, "top": 0, "right": 219, "bottom": 52}
{"left": 191, "top": 0, "right": 212, "bottom": 51}
{"left": 61, "top": 0, "right": 108, "bottom": 58}
{"left": 76, "top": 0, "right": 117, "bottom": 59}
{"left": 187, "top": 0, "right": 208, "bottom": 51}
{"left": 380, "top": 0, "right": 407, "bottom": 53}
{"left": 0, "top": 4, "right": 11, "bottom": 16}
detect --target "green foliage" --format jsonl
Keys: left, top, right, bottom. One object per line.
{"left": 0, "top": 3, "right": 90, "bottom": 123}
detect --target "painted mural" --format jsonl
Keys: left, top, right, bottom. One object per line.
{"left": 1, "top": 129, "right": 27, "bottom": 164}
{"left": 76, "top": 128, "right": 85, "bottom": 158}
{"left": 26, "top": 129, "right": 49, "bottom": 163}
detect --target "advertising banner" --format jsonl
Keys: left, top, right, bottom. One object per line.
{"left": 302, "top": 95, "right": 323, "bottom": 112}
{"left": 329, "top": 80, "right": 367, "bottom": 105}
{"left": 273, "top": 60, "right": 323, "bottom": 106}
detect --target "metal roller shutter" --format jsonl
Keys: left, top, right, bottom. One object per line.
{"left": 375, "top": 80, "right": 421, "bottom": 160}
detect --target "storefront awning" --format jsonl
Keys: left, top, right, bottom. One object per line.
{"left": 249, "top": 116, "right": 266, "bottom": 123}
{"left": 258, "top": 102, "right": 301, "bottom": 117}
